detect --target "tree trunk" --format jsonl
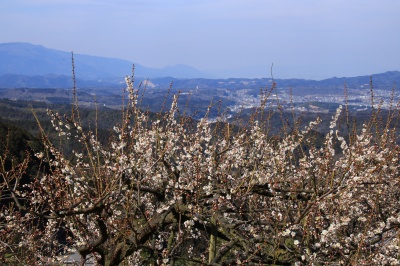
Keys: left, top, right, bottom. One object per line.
{"left": 208, "top": 216, "right": 218, "bottom": 263}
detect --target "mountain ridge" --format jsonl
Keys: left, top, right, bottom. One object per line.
{"left": 1, "top": 70, "right": 399, "bottom": 90}
{"left": 0, "top": 42, "right": 211, "bottom": 79}
{"left": 0, "top": 42, "right": 399, "bottom": 89}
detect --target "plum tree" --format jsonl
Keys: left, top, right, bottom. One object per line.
{"left": 1, "top": 75, "right": 400, "bottom": 265}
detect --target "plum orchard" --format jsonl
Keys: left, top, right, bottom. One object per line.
{"left": 1, "top": 76, "right": 400, "bottom": 265}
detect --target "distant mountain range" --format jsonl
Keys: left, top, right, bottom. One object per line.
{"left": 0, "top": 42, "right": 211, "bottom": 80}
{"left": 0, "top": 42, "right": 399, "bottom": 90}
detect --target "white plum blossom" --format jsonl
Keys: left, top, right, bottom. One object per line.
{"left": 1, "top": 77, "right": 399, "bottom": 265}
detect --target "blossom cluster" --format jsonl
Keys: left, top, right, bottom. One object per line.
{"left": 1, "top": 77, "right": 399, "bottom": 265}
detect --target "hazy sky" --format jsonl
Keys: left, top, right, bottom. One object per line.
{"left": 1, "top": 0, "right": 399, "bottom": 79}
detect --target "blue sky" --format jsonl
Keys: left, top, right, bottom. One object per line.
{"left": 1, "top": 0, "right": 399, "bottom": 79}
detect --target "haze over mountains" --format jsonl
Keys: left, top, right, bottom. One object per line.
{"left": 0, "top": 42, "right": 212, "bottom": 81}
{"left": 0, "top": 42, "right": 400, "bottom": 89}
